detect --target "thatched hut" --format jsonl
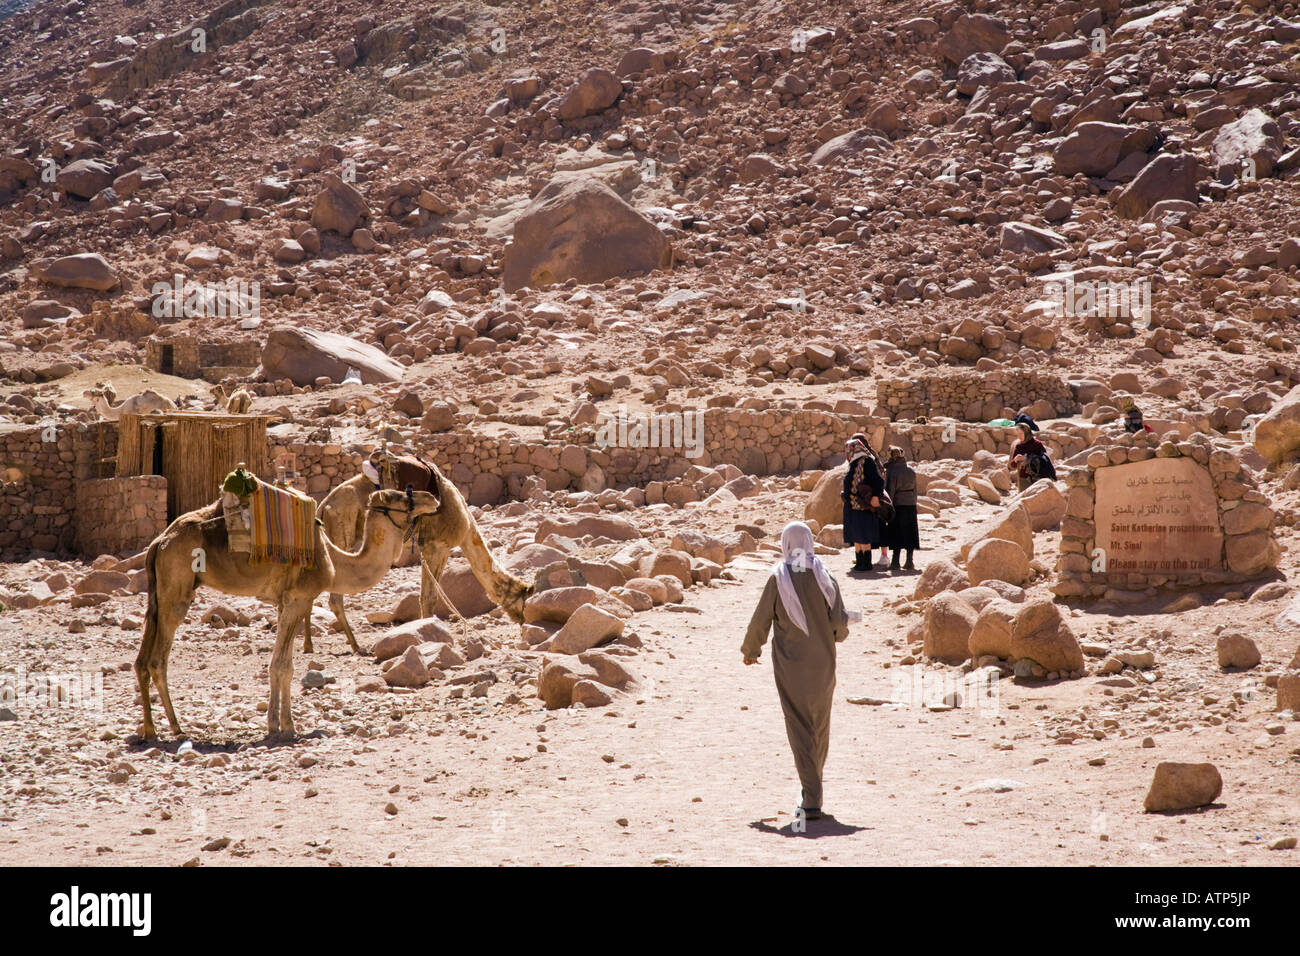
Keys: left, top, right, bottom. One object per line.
{"left": 115, "top": 411, "right": 272, "bottom": 519}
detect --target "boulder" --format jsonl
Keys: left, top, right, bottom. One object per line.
{"left": 616, "top": 48, "right": 674, "bottom": 77}
{"left": 966, "top": 537, "right": 1030, "bottom": 587}
{"left": 1212, "top": 108, "right": 1284, "bottom": 180}
{"left": 537, "top": 659, "right": 600, "bottom": 709}
{"left": 956, "top": 52, "right": 1014, "bottom": 96}
{"left": 1000, "top": 221, "right": 1068, "bottom": 255}
{"left": 30, "top": 253, "right": 119, "bottom": 291}
{"left": 1009, "top": 599, "right": 1083, "bottom": 673}
{"left": 523, "top": 586, "right": 631, "bottom": 624}
{"left": 937, "top": 13, "right": 1009, "bottom": 64}
{"left": 310, "top": 173, "right": 368, "bottom": 236}
{"left": 555, "top": 68, "right": 621, "bottom": 120}
{"left": 809, "top": 129, "right": 890, "bottom": 167}
{"left": 1053, "top": 122, "right": 1135, "bottom": 177}
{"left": 1224, "top": 530, "right": 1280, "bottom": 576}
{"left": 1017, "top": 480, "right": 1066, "bottom": 530}
{"left": 641, "top": 549, "right": 692, "bottom": 588}
{"left": 261, "top": 327, "right": 404, "bottom": 386}
{"left": 382, "top": 645, "right": 430, "bottom": 688}
{"left": 550, "top": 603, "right": 625, "bottom": 654}
{"left": 1143, "top": 762, "right": 1223, "bottom": 813}
{"left": 371, "top": 630, "right": 422, "bottom": 663}
{"left": 535, "top": 514, "right": 641, "bottom": 542}
{"left": 73, "top": 570, "right": 131, "bottom": 595}
{"left": 959, "top": 503, "right": 1033, "bottom": 562}
{"left": 1252, "top": 382, "right": 1300, "bottom": 465}
{"left": 1112, "top": 153, "right": 1203, "bottom": 220}
{"left": 968, "top": 599, "right": 1017, "bottom": 660}
{"left": 1277, "top": 674, "right": 1300, "bottom": 712}
{"left": 502, "top": 177, "right": 671, "bottom": 293}
{"left": 56, "top": 158, "right": 114, "bottom": 199}
{"left": 923, "top": 591, "right": 977, "bottom": 663}
{"left": 577, "top": 650, "right": 638, "bottom": 688}
{"left": 1216, "top": 633, "right": 1260, "bottom": 669}
{"left": 913, "top": 558, "right": 969, "bottom": 600}
{"left": 428, "top": 559, "right": 496, "bottom": 619}
{"left": 624, "top": 577, "right": 669, "bottom": 605}
{"left": 571, "top": 679, "right": 613, "bottom": 707}
{"left": 804, "top": 464, "right": 847, "bottom": 527}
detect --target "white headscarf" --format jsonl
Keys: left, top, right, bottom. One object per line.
{"left": 772, "top": 521, "right": 838, "bottom": 636}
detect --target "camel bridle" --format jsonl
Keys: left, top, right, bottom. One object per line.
{"left": 370, "top": 486, "right": 421, "bottom": 542}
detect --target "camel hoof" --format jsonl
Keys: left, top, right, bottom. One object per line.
{"left": 138, "top": 724, "right": 157, "bottom": 741}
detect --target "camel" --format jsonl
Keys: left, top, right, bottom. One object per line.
{"left": 134, "top": 486, "right": 440, "bottom": 741}
{"left": 83, "top": 382, "right": 176, "bottom": 421}
{"left": 212, "top": 382, "right": 253, "bottom": 414}
{"left": 316, "top": 450, "right": 533, "bottom": 652}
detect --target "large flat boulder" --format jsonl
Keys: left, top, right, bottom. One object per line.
{"left": 501, "top": 177, "right": 672, "bottom": 293}
{"left": 56, "top": 158, "right": 114, "bottom": 199}
{"left": 31, "top": 253, "right": 119, "bottom": 291}
{"left": 804, "top": 464, "right": 847, "bottom": 527}
{"left": 1252, "top": 382, "right": 1300, "bottom": 465}
{"left": 260, "top": 327, "right": 404, "bottom": 386}
{"left": 1143, "top": 762, "right": 1222, "bottom": 813}
{"left": 1212, "top": 109, "right": 1284, "bottom": 179}
{"left": 937, "top": 13, "right": 1009, "bottom": 64}
{"left": 809, "top": 129, "right": 891, "bottom": 166}
{"left": 1112, "top": 153, "right": 1203, "bottom": 219}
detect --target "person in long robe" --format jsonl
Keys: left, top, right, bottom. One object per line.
{"left": 841, "top": 435, "right": 886, "bottom": 573}
{"left": 742, "top": 521, "right": 850, "bottom": 820}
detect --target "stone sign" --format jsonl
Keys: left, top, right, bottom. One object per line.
{"left": 1093, "top": 457, "right": 1222, "bottom": 576}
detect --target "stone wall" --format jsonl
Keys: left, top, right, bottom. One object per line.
{"left": 1054, "top": 430, "right": 1280, "bottom": 598}
{"left": 269, "top": 408, "right": 1097, "bottom": 507}
{"left": 876, "top": 369, "right": 1078, "bottom": 422}
{"left": 0, "top": 421, "right": 115, "bottom": 559}
{"left": 75, "top": 477, "right": 169, "bottom": 557}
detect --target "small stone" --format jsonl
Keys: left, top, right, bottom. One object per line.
{"left": 384, "top": 802, "right": 398, "bottom": 815}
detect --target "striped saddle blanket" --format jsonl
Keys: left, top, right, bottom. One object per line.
{"left": 221, "top": 476, "right": 316, "bottom": 569}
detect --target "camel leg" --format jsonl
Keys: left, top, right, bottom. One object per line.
{"left": 302, "top": 605, "right": 314, "bottom": 655}
{"left": 268, "top": 598, "right": 309, "bottom": 738}
{"left": 145, "top": 596, "right": 191, "bottom": 739}
{"left": 419, "top": 546, "right": 450, "bottom": 618}
{"left": 329, "top": 591, "right": 362, "bottom": 654}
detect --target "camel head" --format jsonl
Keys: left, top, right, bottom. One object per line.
{"left": 366, "top": 488, "right": 440, "bottom": 541}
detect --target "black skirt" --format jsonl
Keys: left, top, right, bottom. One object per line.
{"left": 887, "top": 504, "right": 920, "bottom": 550}
{"left": 843, "top": 504, "right": 884, "bottom": 547}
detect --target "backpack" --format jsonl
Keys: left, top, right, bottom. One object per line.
{"left": 1025, "top": 450, "right": 1056, "bottom": 482}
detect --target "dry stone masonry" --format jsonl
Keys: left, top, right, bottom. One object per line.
{"left": 877, "top": 369, "right": 1078, "bottom": 422}
{"left": 1054, "top": 431, "right": 1281, "bottom": 598}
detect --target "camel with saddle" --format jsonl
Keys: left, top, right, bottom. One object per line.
{"left": 135, "top": 481, "right": 440, "bottom": 740}
{"left": 316, "top": 449, "right": 533, "bottom": 652}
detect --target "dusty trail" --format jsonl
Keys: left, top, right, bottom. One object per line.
{"left": 5, "top": 547, "right": 1295, "bottom": 867}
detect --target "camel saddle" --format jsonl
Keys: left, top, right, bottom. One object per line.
{"left": 386, "top": 454, "right": 438, "bottom": 495}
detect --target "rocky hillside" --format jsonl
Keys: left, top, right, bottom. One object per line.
{"left": 0, "top": 0, "right": 1298, "bottom": 449}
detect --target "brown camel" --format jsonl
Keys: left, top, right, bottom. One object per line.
{"left": 317, "top": 451, "right": 533, "bottom": 651}
{"left": 134, "top": 487, "right": 440, "bottom": 741}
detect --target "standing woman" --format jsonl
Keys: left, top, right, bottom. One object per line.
{"left": 841, "top": 434, "right": 885, "bottom": 573}
{"left": 743, "top": 521, "right": 850, "bottom": 821}
{"left": 884, "top": 446, "right": 920, "bottom": 571}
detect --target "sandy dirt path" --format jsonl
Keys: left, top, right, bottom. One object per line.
{"left": 4, "top": 545, "right": 1296, "bottom": 867}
